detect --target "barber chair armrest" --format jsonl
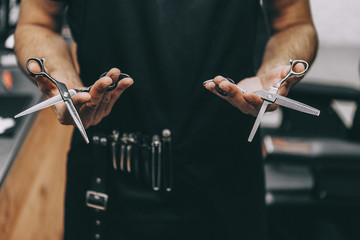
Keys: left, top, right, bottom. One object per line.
{"left": 290, "top": 82, "right": 360, "bottom": 102}
{"left": 263, "top": 135, "right": 360, "bottom": 200}
{"left": 263, "top": 135, "right": 360, "bottom": 165}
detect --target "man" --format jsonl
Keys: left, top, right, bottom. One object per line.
{"left": 14, "top": 0, "right": 318, "bottom": 239}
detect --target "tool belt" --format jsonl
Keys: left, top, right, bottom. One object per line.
{"left": 85, "top": 129, "right": 174, "bottom": 239}
{"left": 109, "top": 129, "right": 173, "bottom": 191}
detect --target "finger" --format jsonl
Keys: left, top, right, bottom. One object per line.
{"left": 50, "top": 92, "right": 91, "bottom": 126}
{"left": 217, "top": 79, "right": 242, "bottom": 98}
{"left": 204, "top": 76, "right": 234, "bottom": 99}
{"left": 213, "top": 75, "right": 229, "bottom": 85}
{"left": 243, "top": 93, "right": 262, "bottom": 109}
{"left": 203, "top": 80, "right": 216, "bottom": 91}
{"left": 278, "top": 61, "right": 306, "bottom": 96}
{"left": 28, "top": 61, "right": 42, "bottom": 73}
{"left": 79, "top": 77, "right": 113, "bottom": 126}
{"left": 204, "top": 80, "right": 229, "bottom": 99}
{"left": 87, "top": 76, "right": 113, "bottom": 105}
{"left": 101, "top": 76, "right": 134, "bottom": 117}
{"left": 281, "top": 61, "right": 306, "bottom": 83}
{"left": 93, "top": 91, "right": 113, "bottom": 124}
{"left": 72, "top": 92, "right": 91, "bottom": 108}
{"left": 276, "top": 66, "right": 293, "bottom": 96}
{"left": 204, "top": 78, "right": 259, "bottom": 115}
{"left": 208, "top": 75, "right": 242, "bottom": 98}
{"left": 106, "top": 68, "right": 121, "bottom": 83}
{"left": 100, "top": 68, "right": 131, "bottom": 108}
{"left": 242, "top": 93, "right": 264, "bottom": 116}
{"left": 112, "top": 76, "right": 134, "bottom": 93}
{"left": 293, "top": 61, "right": 306, "bottom": 74}
{"left": 266, "top": 103, "right": 278, "bottom": 112}
{"left": 90, "top": 74, "right": 133, "bottom": 126}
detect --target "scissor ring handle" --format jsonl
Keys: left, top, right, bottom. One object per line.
{"left": 99, "top": 72, "right": 131, "bottom": 91}
{"left": 289, "top": 59, "right": 309, "bottom": 77}
{"left": 26, "top": 57, "right": 47, "bottom": 78}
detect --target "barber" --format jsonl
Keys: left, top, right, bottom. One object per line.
{"left": 14, "top": 0, "right": 318, "bottom": 239}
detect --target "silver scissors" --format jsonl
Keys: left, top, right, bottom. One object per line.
{"left": 248, "top": 59, "right": 320, "bottom": 142}
{"left": 15, "top": 57, "right": 130, "bottom": 144}
{"left": 203, "top": 59, "right": 320, "bottom": 142}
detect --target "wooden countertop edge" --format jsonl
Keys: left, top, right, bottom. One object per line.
{"left": 0, "top": 107, "right": 73, "bottom": 239}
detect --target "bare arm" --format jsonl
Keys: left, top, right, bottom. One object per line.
{"left": 204, "top": 0, "right": 318, "bottom": 116}
{"left": 14, "top": 0, "right": 133, "bottom": 128}
{"left": 257, "top": 0, "right": 318, "bottom": 74}
{"left": 14, "top": 0, "right": 81, "bottom": 89}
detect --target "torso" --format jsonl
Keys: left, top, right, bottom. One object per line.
{"left": 65, "top": 1, "right": 266, "bottom": 239}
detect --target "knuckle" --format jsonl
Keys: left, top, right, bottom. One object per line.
{"left": 86, "top": 102, "right": 100, "bottom": 109}
{"left": 102, "top": 96, "right": 111, "bottom": 104}
{"left": 242, "top": 109, "right": 250, "bottom": 115}
{"left": 240, "top": 105, "right": 250, "bottom": 115}
{"left": 250, "top": 111, "right": 258, "bottom": 117}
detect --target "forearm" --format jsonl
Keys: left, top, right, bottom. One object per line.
{"left": 14, "top": 25, "right": 82, "bottom": 88}
{"left": 14, "top": 0, "right": 82, "bottom": 89}
{"left": 256, "top": 0, "right": 318, "bottom": 76}
{"left": 257, "top": 23, "right": 318, "bottom": 75}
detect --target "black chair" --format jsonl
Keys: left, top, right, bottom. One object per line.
{"left": 262, "top": 81, "right": 360, "bottom": 240}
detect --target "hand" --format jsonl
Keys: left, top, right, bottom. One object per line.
{"left": 204, "top": 63, "right": 305, "bottom": 116}
{"left": 28, "top": 62, "right": 133, "bottom": 128}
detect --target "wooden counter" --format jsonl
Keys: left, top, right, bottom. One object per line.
{"left": 0, "top": 108, "right": 73, "bottom": 240}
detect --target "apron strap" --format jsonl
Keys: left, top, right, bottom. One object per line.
{"left": 85, "top": 135, "right": 108, "bottom": 240}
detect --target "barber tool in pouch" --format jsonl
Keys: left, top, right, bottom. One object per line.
{"left": 94, "top": 129, "right": 174, "bottom": 192}
{"left": 86, "top": 130, "right": 173, "bottom": 238}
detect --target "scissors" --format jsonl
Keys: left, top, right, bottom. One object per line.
{"left": 203, "top": 59, "right": 320, "bottom": 142}
{"left": 14, "top": 57, "right": 131, "bottom": 144}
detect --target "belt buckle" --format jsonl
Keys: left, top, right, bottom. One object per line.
{"left": 85, "top": 190, "right": 108, "bottom": 211}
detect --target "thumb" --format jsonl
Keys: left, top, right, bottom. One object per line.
{"left": 278, "top": 61, "right": 307, "bottom": 95}
{"left": 27, "top": 61, "right": 57, "bottom": 95}
{"left": 280, "top": 61, "right": 306, "bottom": 81}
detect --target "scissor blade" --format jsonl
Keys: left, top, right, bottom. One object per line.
{"left": 14, "top": 89, "right": 77, "bottom": 118}
{"left": 275, "top": 95, "right": 320, "bottom": 116}
{"left": 64, "top": 100, "right": 89, "bottom": 144}
{"left": 248, "top": 101, "right": 269, "bottom": 142}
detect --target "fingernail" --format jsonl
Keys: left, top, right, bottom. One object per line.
{"left": 126, "top": 78, "right": 134, "bottom": 86}
{"left": 215, "top": 85, "right": 228, "bottom": 96}
{"left": 203, "top": 79, "right": 213, "bottom": 86}
{"left": 104, "top": 77, "right": 112, "bottom": 85}
{"left": 220, "top": 84, "right": 230, "bottom": 92}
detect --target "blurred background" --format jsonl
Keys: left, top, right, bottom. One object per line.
{"left": 0, "top": 0, "right": 360, "bottom": 239}
{"left": 307, "top": 0, "right": 360, "bottom": 87}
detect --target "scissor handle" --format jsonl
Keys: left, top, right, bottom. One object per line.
{"left": 289, "top": 59, "right": 309, "bottom": 77}
{"left": 26, "top": 57, "right": 72, "bottom": 101}
{"left": 277, "top": 59, "right": 309, "bottom": 87}
{"left": 98, "top": 72, "right": 131, "bottom": 91}
{"left": 26, "top": 57, "right": 48, "bottom": 78}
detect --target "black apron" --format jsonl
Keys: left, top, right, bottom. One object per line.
{"left": 63, "top": 1, "right": 266, "bottom": 239}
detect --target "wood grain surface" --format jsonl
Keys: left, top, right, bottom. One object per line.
{"left": 0, "top": 107, "right": 73, "bottom": 240}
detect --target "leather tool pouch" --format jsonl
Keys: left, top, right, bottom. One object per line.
{"left": 109, "top": 129, "right": 173, "bottom": 192}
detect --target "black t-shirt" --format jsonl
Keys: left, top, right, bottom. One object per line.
{"left": 65, "top": 0, "right": 260, "bottom": 141}
{"left": 62, "top": 1, "right": 267, "bottom": 239}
